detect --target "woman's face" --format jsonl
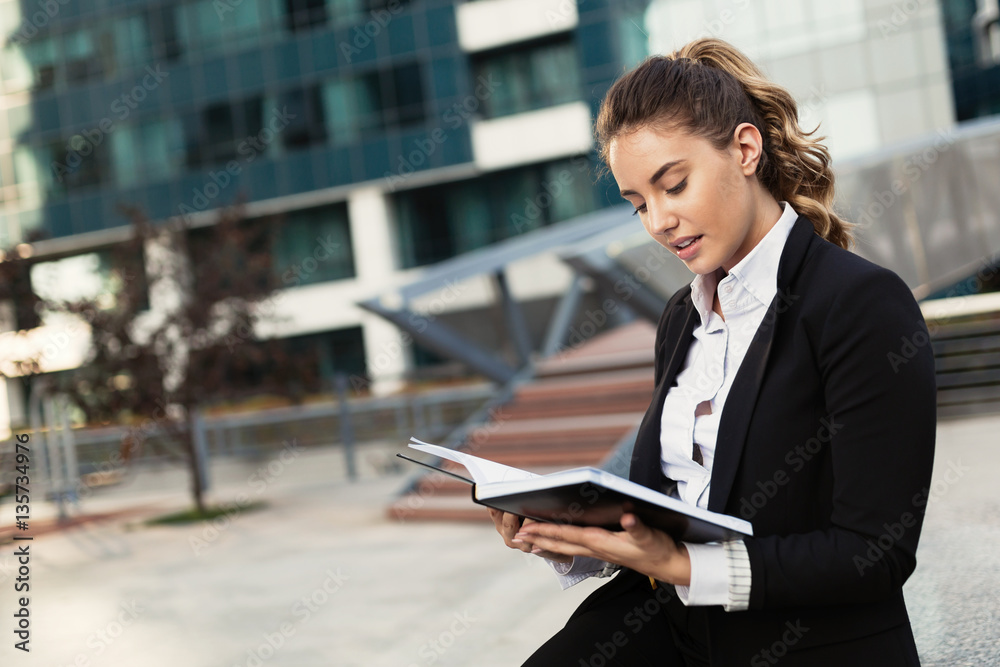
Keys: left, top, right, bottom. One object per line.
{"left": 609, "top": 123, "right": 768, "bottom": 276}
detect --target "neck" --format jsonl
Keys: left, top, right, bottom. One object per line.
{"left": 722, "top": 195, "right": 784, "bottom": 274}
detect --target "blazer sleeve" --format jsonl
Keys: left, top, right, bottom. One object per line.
{"left": 743, "top": 266, "right": 938, "bottom": 610}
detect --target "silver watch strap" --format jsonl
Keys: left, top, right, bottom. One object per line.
{"left": 596, "top": 562, "right": 621, "bottom": 578}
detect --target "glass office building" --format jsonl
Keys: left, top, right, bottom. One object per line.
{"left": 0, "top": 0, "right": 650, "bottom": 409}
{"left": 940, "top": 0, "right": 1000, "bottom": 120}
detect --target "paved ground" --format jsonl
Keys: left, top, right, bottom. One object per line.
{"left": 0, "top": 413, "right": 997, "bottom": 666}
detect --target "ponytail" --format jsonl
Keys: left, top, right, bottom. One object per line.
{"left": 596, "top": 38, "right": 855, "bottom": 251}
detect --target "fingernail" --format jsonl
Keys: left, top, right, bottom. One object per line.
{"left": 530, "top": 547, "right": 543, "bottom": 554}
{"left": 511, "top": 538, "right": 524, "bottom": 544}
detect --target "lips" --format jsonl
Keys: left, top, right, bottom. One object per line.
{"left": 673, "top": 235, "right": 703, "bottom": 259}
{"left": 671, "top": 235, "right": 702, "bottom": 248}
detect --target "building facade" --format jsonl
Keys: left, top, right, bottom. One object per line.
{"left": 2, "top": 0, "right": 998, "bottom": 433}
{"left": 940, "top": 0, "right": 1000, "bottom": 121}
{"left": 646, "top": 0, "right": 956, "bottom": 161}
{"left": 0, "top": 0, "right": 649, "bottom": 430}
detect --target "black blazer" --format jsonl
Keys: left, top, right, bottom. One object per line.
{"left": 626, "top": 213, "right": 937, "bottom": 664}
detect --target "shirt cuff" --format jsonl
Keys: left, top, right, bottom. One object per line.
{"left": 675, "top": 540, "right": 751, "bottom": 611}
{"left": 725, "top": 539, "right": 752, "bottom": 611}
{"left": 545, "top": 556, "right": 607, "bottom": 590}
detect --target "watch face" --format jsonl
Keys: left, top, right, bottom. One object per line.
{"left": 598, "top": 563, "right": 621, "bottom": 577}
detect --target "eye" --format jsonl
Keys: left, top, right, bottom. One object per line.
{"left": 666, "top": 179, "right": 687, "bottom": 195}
{"left": 631, "top": 203, "right": 647, "bottom": 216}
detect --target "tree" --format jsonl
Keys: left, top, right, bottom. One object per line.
{"left": 1, "top": 201, "right": 323, "bottom": 514}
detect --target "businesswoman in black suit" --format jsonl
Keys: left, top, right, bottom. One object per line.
{"left": 490, "top": 38, "right": 937, "bottom": 666}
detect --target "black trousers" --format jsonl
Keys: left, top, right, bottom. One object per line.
{"left": 521, "top": 569, "right": 924, "bottom": 666}
{"left": 521, "top": 569, "right": 710, "bottom": 667}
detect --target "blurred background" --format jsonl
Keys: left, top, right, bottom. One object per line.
{"left": 0, "top": 0, "right": 998, "bottom": 665}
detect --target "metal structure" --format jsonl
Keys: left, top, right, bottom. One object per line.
{"left": 835, "top": 115, "right": 1000, "bottom": 298}
{"left": 356, "top": 205, "right": 664, "bottom": 385}
{"left": 27, "top": 380, "right": 79, "bottom": 519}
{"left": 361, "top": 117, "right": 1000, "bottom": 423}
{"left": 31, "top": 382, "right": 498, "bottom": 478}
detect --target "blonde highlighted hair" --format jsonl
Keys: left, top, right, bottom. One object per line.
{"left": 596, "top": 38, "right": 855, "bottom": 251}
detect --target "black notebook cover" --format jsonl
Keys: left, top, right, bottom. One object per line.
{"left": 471, "top": 467, "right": 752, "bottom": 543}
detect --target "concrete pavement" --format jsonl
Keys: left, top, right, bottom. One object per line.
{"left": 0, "top": 414, "right": 997, "bottom": 666}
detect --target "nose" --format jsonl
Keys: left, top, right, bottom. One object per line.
{"left": 645, "top": 200, "right": 678, "bottom": 237}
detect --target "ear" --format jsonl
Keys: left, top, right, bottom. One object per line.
{"left": 731, "top": 122, "right": 765, "bottom": 177}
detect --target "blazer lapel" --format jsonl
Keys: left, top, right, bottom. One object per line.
{"left": 629, "top": 292, "right": 698, "bottom": 490}
{"left": 707, "top": 214, "right": 816, "bottom": 513}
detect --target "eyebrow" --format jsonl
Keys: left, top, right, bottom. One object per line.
{"left": 619, "top": 160, "right": 686, "bottom": 197}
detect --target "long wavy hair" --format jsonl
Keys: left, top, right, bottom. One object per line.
{"left": 596, "top": 38, "right": 855, "bottom": 251}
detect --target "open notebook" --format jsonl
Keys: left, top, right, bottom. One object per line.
{"left": 402, "top": 438, "right": 752, "bottom": 543}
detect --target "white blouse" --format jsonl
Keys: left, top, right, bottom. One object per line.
{"left": 660, "top": 200, "right": 799, "bottom": 508}
{"left": 550, "top": 201, "right": 800, "bottom": 610}
{"left": 661, "top": 200, "right": 798, "bottom": 609}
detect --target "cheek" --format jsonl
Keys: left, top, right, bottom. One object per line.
{"left": 692, "top": 173, "right": 744, "bottom": 228}
{"left": 718, "top": 164, "right": 752, "bottom": 211}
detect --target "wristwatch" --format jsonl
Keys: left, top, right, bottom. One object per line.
{"left": 596, "top": 562, "right": 621, "bottom": 578}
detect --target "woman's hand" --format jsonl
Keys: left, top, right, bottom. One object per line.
{"left": 513, "top": 513, "right": 692, "bottom": 585}
{"left": 487, "top": 509, "right": 572, "bottom": 564}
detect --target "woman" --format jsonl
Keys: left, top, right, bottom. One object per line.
{"left": 489, "top": 38, "right": 937, "bottom": 666}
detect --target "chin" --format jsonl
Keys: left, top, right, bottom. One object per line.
{"left": 684, "top": 259, "right": 718, "bottom": 276}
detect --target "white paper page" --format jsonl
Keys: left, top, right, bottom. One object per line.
{"left": 408, "top": 438, "right": 539, "bottom": 484}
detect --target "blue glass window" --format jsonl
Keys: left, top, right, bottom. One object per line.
{"left": 389, "top": 61, "right": 424, "bottom": 125}
{"left": 284, "top": 0, "right": 328, "bottom": 32}
{"left": 280, "top": 85, "right": 328, "bottom": 150}
{"left": 44, "top": 134, "right": 112, "bottom": 194}
{"left": 272, "top": 202, "right": 355, "bottom": 285}
{"left": 322, "top": 62, "right": 424, "bottom": 145}
{"left": 183, "top": 96, "right": 264, "bottom": 169}
{"left": 22, "top": 37, "right": 57, "bottom": 91}
{"left": 147, "top": 5, "right": 183, "bottom": 62}
{"left": 63, "top": 28, "right": 104, "bottom": 84}
{"left": 472, "top": 37, "right": 581, "bottom": 118}
{"left": 395, "top": 156, "right": 597, "bottom": 268}
{"left": 112, "top": 117, "right": 184, "bottom": 188}
{"left": 179, "top": 1, "right": 263, "bottom": 56}
{"left": 281, "top": 0, "right": 412, "bottom": 32}
{"left": 187, "top": 202, "right": 355, "bottom": 291}
{"left": 115, "top": 14, "right": 153, "bottom": 73}
{"left": 203, "top": 102, "right": 238, "bottom": 164}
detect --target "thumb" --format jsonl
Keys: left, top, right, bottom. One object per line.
{"left": 620, "top": 513, "right": 654, "bottom": 543}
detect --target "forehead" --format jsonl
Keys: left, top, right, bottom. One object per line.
{"left": 608, "top": 127, "right": 718, "bottom": 185}
{"left": 608, "top": 125, "right": 707, "bottom": 171}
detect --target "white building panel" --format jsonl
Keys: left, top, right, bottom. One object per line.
{"left": 471, "top": 102, "right": 593, "bottom": 172}
{"left": 456, "top": 0, "right": 578, "bottom": 53}
{"left": 646, "top": 0, "right": 954, "bottom": 160}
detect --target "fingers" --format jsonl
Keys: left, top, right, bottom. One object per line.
{"left": 517, "top": 521, "right": 595, "bottom": 544}
{"left": 620, "top": 513, "right": 654, "bottom": 544}
{"left": 621, "top": 513, "right": 679, "bottom": 555}
{"left": 489, "top": 514, "right": 572, "bottom": 562}
{"left": 532, "top": 549, "right": 573, "bottom": 564}
{"left": 512, "top": 515, "right": 688, "bottom": 583}
{"left": 516, "top": 531, "right": 596, "bottom": 560}
{"left": 487, "top": 508, "right": 504, "bottom": 533}
{"left": 503, "top": 512, "right": 525, "bottom": 539}
{"left": 488, "top": 509, "right": 530, "bottom": 553}
{"left": 515, "top": 522, "right": 608, "bottom": 560}
{"left": 516, "top": 516, "right": 674, "bottom": 569}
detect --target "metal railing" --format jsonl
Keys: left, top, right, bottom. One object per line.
{"left": 0, "top": 381, "right": 498, "bottom": 497}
